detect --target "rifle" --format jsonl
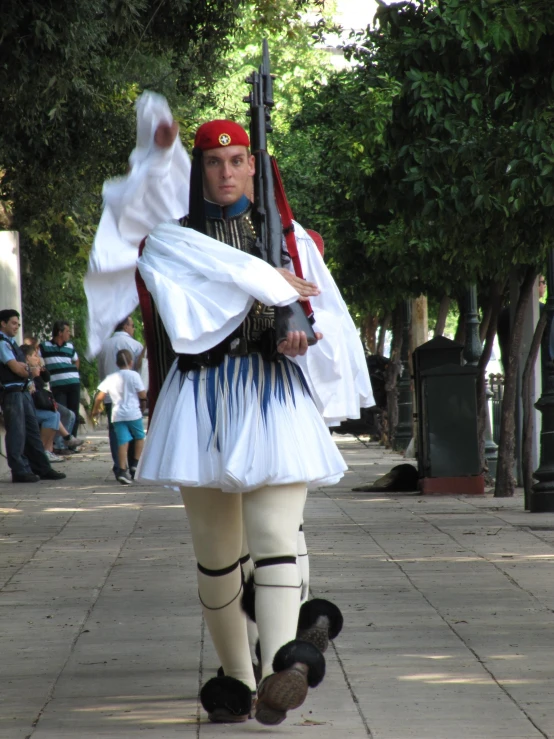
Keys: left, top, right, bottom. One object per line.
{"left": 245, "top": 39, "right": 318, "bottom": 347}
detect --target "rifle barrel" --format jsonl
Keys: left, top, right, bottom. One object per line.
{"left": 247, "top": 40, "right": 318, "bottom": 346}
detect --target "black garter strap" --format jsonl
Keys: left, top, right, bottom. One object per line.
{"left": 239, "top": 554, "right": 251, "bottom": 566}
{"left": 254, "top": 556, "right": 301, "bottom": 588}
{"left": 197, "top": 559, "right": 240, "bottom": 577}
{"left": 198, "top": 583, "right": 243, "bottom": 611}
{"left": 255, "top": 556, "right": 296, "bottom": 569}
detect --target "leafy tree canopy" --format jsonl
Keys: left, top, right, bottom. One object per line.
{"left": 1, "top": 0, "right": 247, "bottom": 340}
{"left": 281, "top": 0, "right": 554, "bottom": 316}
{"left": 175, "top": 0, "right": 332, "bottom": 145}
{"left": 0, "top": 0, "right": 328, "bottom": 390}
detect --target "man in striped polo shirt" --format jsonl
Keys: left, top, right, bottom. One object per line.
{"left": 40, "top": 321, "right": 81, "bottom": 437}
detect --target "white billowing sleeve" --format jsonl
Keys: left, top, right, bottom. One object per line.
{"left": 138, "top": 222, "right": 299, "bottom": 355}
{"left": 84, "top": 91, "right": 190, "bottom": 358}
{"left": 289, "top": 222, "right": 375, "bottom": 426}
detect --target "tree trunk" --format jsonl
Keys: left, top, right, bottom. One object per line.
{"left": 434, "top": 295, "right": 450, "bottom": 337}
{"left": 521, "top": 309, "right": 547, "bottom": 506}
{"left": 476, "top": 281, "right": 505, "bottom": 478}
{"left": 376, "top": 312, "right": 391, "bottom": 356}
{"left": 361, "top": 313, "right": 379, "bottom": 354}
{"left": 411, "top": 295, "right": 428, "bottom": 348}
{"left": 495, "top": 266, "right": 538, "bottom": 497}
{"left": 454, "top": 297, "right": 466, "bottom": 345}
{"left": 384, "top": 306, "right": 403, "bottom": 448}
{"left": 479, "top": 300, "right": 493, "bottom": 343}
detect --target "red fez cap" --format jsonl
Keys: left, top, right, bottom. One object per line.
{"left": 194, "top": 120, "right": 250, "bottom": 151}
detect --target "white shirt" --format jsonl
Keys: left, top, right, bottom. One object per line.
{"left": 97, "top": 331, "right": 143, "bottom": 380}
{"left": 97, "top": 331, "right": 144, "bottom": 404}
{"left": 98, "top": 369, "right": 145, "bottom": 422}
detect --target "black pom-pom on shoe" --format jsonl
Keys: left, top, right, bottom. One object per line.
{"left": 200, "top": 676, "right": 253, "bottom": 723}
{"left": 272, "top": 639, "right": 326, "bottom": 688}
{"left": 297, "top": 598, "right": 344, "bottom": 652}
{"left": 255, "top": 640, "right": 326, "bottom": 726}
{"left": 240, "top": 572, "right": 256, "bottom": 623}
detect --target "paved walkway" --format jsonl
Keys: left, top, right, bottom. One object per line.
{"left": 2, "top": 431, "right": 554, "bottom": 738}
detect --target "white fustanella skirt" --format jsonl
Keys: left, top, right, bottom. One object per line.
{"left": 136, "top": 353, "right": 347, "bottom": 493}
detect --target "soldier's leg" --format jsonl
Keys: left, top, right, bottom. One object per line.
{"left": 238, "top": 529, "right": 259, "bottom": 664}
{"left": 180, "top": 487, "right": 256, "bottom": 692}
{"left": 243, "top": 483, "right": 326, "bottom": 726}
{"left": 243, "top": 482, "right": 307, "bottom": 678}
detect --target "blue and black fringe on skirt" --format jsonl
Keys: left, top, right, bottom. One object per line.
{"left": 137, "top": 353, "right": 346, "bottom": 492}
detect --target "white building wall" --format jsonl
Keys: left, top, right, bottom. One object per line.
{"left": 0, "top": 231, "right": 22, "bottom": 476}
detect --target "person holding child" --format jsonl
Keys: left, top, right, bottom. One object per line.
{"left": 21, "top": 345, "right": 84, "bottom": 462}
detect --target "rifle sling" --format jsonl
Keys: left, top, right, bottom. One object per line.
{"left": 271, "top": 157, "right": 314, "bottom": 322}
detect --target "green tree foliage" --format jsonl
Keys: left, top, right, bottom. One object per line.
{"left": 0, "top": 0, "right": 245, "bottom": 346}
{"left": 358, "top": 0, "right": 554, "bottom": 274}
{"left": 278, "top": 69, "right": 414, "bottom": 319}
{"left": 280, "top": 0, "right": 554, "bottom": 493}
{"left": 281, "top": 0, "right": 554, "bottom": 314}
{"left": 175, "top": 0, "right": 331, "bottom": 142}
{"left": 0, "top": 0, "right": 327, "bottom": 394}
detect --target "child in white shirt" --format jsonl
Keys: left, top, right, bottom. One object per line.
{"left": 92, "top": 349, "right": 147, "bottom": 484}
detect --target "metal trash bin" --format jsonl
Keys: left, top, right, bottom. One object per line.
{"left": 413, "top": 337, "right": 484, "bottom": 495}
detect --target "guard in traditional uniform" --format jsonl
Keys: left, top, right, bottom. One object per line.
{"left": 85, "top": 95, "right": 374, "bottom": 726}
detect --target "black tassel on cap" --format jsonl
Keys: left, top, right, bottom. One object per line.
{"left": 187, "top": 146, "right": 207, "bottom": 234}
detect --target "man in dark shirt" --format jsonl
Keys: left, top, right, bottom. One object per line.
{"left": 0, "top": 309, "right": 66, "bottom": 483}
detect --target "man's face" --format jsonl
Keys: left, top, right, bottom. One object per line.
{"left": 1, "top": 316, "right": 20, "bottom": 338}
{"left": 58, "top": 325, "right": 71, "bottom": 343}
{"left": 125, "top": 318, "right": 135, "bottom": 336}
{"left": 539, "top": 276, "right": 546, "bottom": 299}
{"left": 202, "top": 145, "right": 255, "bottom": 207}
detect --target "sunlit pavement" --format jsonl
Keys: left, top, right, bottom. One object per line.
{"left": 2, "top": 431, "right": 554, "bottom": 738}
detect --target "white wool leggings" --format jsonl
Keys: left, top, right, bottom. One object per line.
{"left": 180, "top": 483, "right": 307, "bottom": 690}
{"left": 240, "top": 521, "right": 309, "bottom": 658}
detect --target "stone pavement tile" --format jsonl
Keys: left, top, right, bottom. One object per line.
{"left": 30, "top": 695, "right": 200, "bottom": 738}
{"left": 0, "top": 679, "right": 60, "bottom": 721}
{"left": 335, "top": 640, "right": 546, "bottom": 737}
{"left": 303, "top": 446, "right": 554, "bottom": 739}
{"left": 4, "top": 435, "right": 554, "bottom": 738}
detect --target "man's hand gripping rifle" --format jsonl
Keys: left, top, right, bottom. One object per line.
{"left": 245, "top": 39, "right": 318, "bottom": 347}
